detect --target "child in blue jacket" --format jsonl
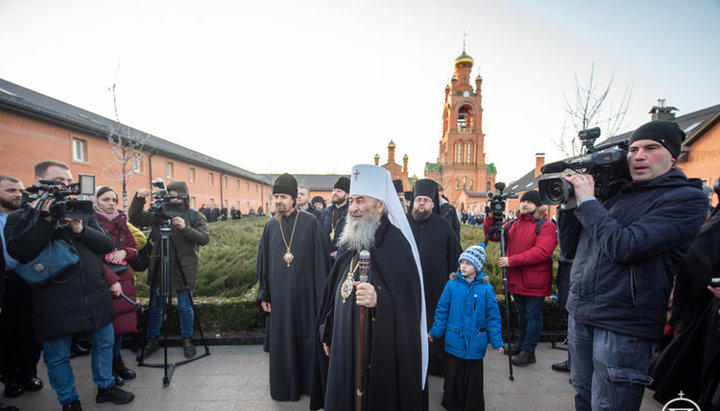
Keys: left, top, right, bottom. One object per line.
{"left": 429, "top": 243, "right": 504, "bottom": 411}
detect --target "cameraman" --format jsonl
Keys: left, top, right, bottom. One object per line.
{"left": 557, "top": 120, "right": 708, "bottom": 411}
{"left": 129, "top": 181, "right": 209, "bottom": 359}
{"left": 484, "top": 190, "right": 558, "bottom": 366}
{"left": 4, "top": 161, "right": 133, "bottom": 410}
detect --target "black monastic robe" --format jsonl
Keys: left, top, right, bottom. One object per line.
{"left": 408, "top": 212, "right": 462, "bottom": 376}
{"left": 256, "top": 210, "right": 330, "bottom": 401}
{"left": 311, "top": 214, "right": 426, "bottom": 411}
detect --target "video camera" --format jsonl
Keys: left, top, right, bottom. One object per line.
{"left": 25, "top": 174, "right": 95, "bottom": 219}
{"left": 147, "top": 178, "right": 188, "bottom": 220}
{"left": 538, "top": 127, "right": 631, "bottom": 205}
{"left": 485, "top": 182, "right": 518, "bottom": 226}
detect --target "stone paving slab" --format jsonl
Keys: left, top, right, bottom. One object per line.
{"left": 3, "top": 344, "right": 664, "bottom": 410}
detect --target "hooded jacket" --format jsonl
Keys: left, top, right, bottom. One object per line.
{"left": 484, "top": 205, "right": 558, "bottom": 296}
{"left": 429, "top": 271, "right": 504, "bottom": 360}
{"left": 128, "top": 181, "right": 209, "bottom": 291}
{"left": 558, "top": 168, "right": 708, "bottom": 340}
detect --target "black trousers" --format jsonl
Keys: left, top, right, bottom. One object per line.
{"left": 0, "top": 273, "right": 42, "bottom": 384}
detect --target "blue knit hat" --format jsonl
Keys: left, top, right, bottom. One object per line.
{"left": 459, "top": 243, "right": 487, "bottom": 274}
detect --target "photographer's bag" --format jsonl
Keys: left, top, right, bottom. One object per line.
{"left": 14, "top": 239, "right": 79, "bottom": 286}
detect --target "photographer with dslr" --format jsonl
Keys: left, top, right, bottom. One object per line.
{"left": 484, "top": 190, "right": 557, "bottom": 366}
{"left": 129, "top": 181, "right": 209, "bottom": 359}
{"left": 4, "top": 161, "right": 133, "bottom": 410}
{"left": 557, "top": 120, "right": 708, "bottom": 411}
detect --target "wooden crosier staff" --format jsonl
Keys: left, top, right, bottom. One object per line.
{"left": 356, "top": 249, "right": 371, "bottom": 411}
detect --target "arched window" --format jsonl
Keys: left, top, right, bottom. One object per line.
{"left": 457, "top": 142, "right": 463, "bottom": 163}
{"left": 486, "top": 181, "right": 492, "bottom": 192}
{"left": 455, "top": 179, "right": 460, "bottom": 190}
{"left": 462, "top": 177, "right": 467, "bottom": 189}
{"left": 457, "top": 105, "right": 474, "bottom": 131}
{"left": 467, "top": 142, "right": 473, "bottom": 163}
{"left": 470, "top": 180, "right": 474, "bottom": 191}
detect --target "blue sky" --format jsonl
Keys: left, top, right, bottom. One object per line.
{"left": 1, "top": 0, "right": 718, "bottom": 183}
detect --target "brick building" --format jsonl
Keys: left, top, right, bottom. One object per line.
{"left": 502, "top": 100, "right": 720, "bottom": 220}
{"left": 425, "top": 47, "right": 497, "bottom": 211}
{"left": 373, "top": 140, "right": 415, "bottom": 192}
{"left": 0, "top": 78, "right": 272, "bottom": 214}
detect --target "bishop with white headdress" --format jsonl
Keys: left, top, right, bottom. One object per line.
{"left": 311, "top": 165, "right": 428, "bottom": 411}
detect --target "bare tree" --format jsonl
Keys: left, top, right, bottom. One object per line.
{"left": 102, "top": 83, "right": 150, "bottom": 211}
{"left": 557, "top": 63, "right": 633, "bottom": 157}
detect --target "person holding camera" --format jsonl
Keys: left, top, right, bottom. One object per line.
{"left": 483, "top": 190, "right": 557, "bottom": 366}
{"left": 129, "top": 181, "right": 209, "bottom": 359}
{"left": 557, "top": 120, "right": 708, "bottom": 411}
{"left": 4, "top": 161, "right": 134, "bottom": 410}
{"left": 92, "top": 186, "right": 139, "bottom": 387}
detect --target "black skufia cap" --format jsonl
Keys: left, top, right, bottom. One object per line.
{"left": 333, "top": 176, "right": 350, "bottom": 193}
{"left": 393, "top": 179, "right": 404, "bottom": 194}
{"left": 273, "top": 173, "right": 297, "bottom": 198}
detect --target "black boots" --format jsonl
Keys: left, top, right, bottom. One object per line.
{"left": 141, "top": 338, "right": 160, "bottom": 359}
{"left": 183, "top": 338, "right": 196, "bottom": 358}
{"left": 96, "top": 385, "right": 134, "bottom": 404}
{"left": 551, "top": 360, "right": 570, "bottom": 372}
{"left": 62, "top": 399, "right": 82, "bottom": 411}
{"left": 113, "top": 355, "right": 136, "bottom": 380}
{"left": 503, "top": 342, "right": 521, "bottom": 356}
{"left": 512, "top": 349, "right": 536, "bottom": 366}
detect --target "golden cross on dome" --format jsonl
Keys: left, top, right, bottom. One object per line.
{"left": 463, "top": 30, "right": 469, "bottom": 52}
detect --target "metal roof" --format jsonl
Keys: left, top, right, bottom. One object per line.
{"left": 0, "top": 78, "right": 271, "bottom": 186}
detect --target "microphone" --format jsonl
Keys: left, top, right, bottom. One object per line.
{"left": 359, "top": 250, "right": 371, "bottom": 282}
{"left": 541, "top": 160, "right": 571, "bottom": 174}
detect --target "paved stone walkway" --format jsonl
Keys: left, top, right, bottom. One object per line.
{"left": 4, "top": 343, "right": 664, "bottom": 410}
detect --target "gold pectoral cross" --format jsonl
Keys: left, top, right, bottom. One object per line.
{"left": 329, "top": 228, "right": 335, "bottom": 241}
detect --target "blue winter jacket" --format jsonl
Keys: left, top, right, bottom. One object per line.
{"left": 429, "top": 272, "right": 504, "bottom": 360}
{"left": 558, "top": 168, "right": 707, "bottom": 341}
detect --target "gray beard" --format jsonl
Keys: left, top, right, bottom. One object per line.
{"left": 337, "top": 210, "right": 381, "bottom": 252}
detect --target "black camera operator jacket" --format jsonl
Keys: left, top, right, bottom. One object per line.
{"left": 4, "top": 206, "right": 117, "bottom": 341}
{"left": 557, "top": 169, "right": 707, "bottom": 341}
{"left": 128, "top": 196, "right": 209, "bottom": 292}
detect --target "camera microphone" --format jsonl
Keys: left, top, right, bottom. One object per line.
{"left": 541, "top": 161, "right": 571, "bottom": 174}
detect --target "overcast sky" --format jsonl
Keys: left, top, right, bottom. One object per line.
{"left": 1, "top": 0, "right": 718, "bottom": 183}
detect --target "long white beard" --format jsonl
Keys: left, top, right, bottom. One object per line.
{"left": 337, "top": 208, "right": 381, "bottom": 252}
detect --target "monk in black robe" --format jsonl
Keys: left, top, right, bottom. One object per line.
{"left": 408, "top": 179, "right": 462, "bottom": 376}
{"left": 256, "top": 173, "right": 330, "bottom": 401}
{"left": 311, "top": 164, "right": 427, "bottom": 411}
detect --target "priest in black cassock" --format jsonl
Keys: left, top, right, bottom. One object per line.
{"left": 408, "top": 179, "right": 462, "bottom": 376}
{"left": 256, "top": 173, "right": 330, "bottom": 402}
{"left": 311, "top": 164, "right": 428, "bottom": 411}
{"left": 319, "top": 176, "right": 350, "bottom": 261}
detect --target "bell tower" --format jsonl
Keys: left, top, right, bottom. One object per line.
{"left": 427, "top": 42, "right": 496, "bottom": 206}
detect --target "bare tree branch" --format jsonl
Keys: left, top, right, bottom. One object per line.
{"left": 555, "top": 63, "right": 632, "bottom": 157}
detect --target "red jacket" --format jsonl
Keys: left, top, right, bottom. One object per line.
{"left": 484, "top": 207, "right": 557, "bottom": 297}
{"left": 96, "top": 210, "right": 139, "bottom": 335}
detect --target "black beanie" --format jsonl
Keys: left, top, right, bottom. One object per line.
{"left": 520, "top": 190, "right": 542, "bottom": 207}
{"left": 273, "top": 173, "right": 297, "bottom": 198}
{"left": 392, "top": 179, "right": 404, "bottom": 194}
{"left": 404, "top": 191, "right": 414, "bottom": 202}
{"left": 333, "top": 176, "right": 350, "bottom": 193}
{"left": 311, "top": 196, "right": 325, "bottom": 205}
{"left": 630, "top": 120, "right": 685, "bottom": 159}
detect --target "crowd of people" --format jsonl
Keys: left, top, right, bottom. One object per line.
{"left": 1, "top": 118, "right": 719, "bottom": 410}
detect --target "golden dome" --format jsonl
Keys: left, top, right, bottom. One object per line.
{"left": 454, "top": 51, "right": 474, "bottom": 66}
{"left": 388, "top": 140, "right": 396, "bottom": 149}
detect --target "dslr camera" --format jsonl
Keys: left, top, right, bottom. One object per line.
{"left": 538, "top": 127, "right": 631, "bottom": 205}
{"left": 25, "top": 174, "right": 95, "bottom": 219}
{"left": 147, "top": 178, "right": 188, "bottom": 220}
{"left": 485, "top": 182, "right": 518, "bottom": 226}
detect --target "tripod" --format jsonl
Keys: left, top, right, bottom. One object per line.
{"left": 486, "top": 221, "right": 515, "bottom": 381}
{"left": 136, "top": 221, "right": 210, "bottom": 387}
